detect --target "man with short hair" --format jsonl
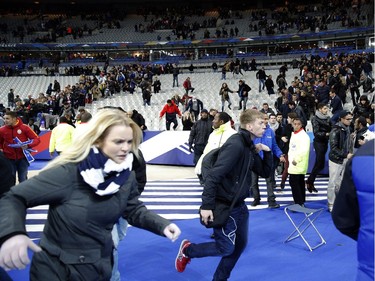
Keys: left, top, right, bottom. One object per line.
{"left": 329, "top": 89, "right": 343, "bottom": 124}
{"left": 188, "top": 109, "right": 213, "bottom": 165}
{"left": 315, "top": 80, "right": 330, "bottom": 104}
{"left": 0, "top": 111, "right": 41, "bottom": 182}
{"left": 237, "top": 80, "right": 251, "bottom": 111}
{"left": 306, "top": 103, "right": 331, "bottom": 193}
{"left": 7, "top": 89, "right": 14, "bottom": 109}
{"left": 327, "top": 111, "right": 354, "bottom": 212}
{"left": 288, "top": 117, "right": 310, "bottom": 206}
{"left": 172, "top": 64, "right": 180, "bottom": 87}
{"left": 259, "top": 102, "right": 275, "bottom": 116}
{"left": 159, "top": 99, "right": 182, "bottom": 131}
{"left": 49, "top": 116, "right": 75, "bottom": 157}
{"left": 195, "top": 112, "right": 237, "bottom": 176}
{"left": 250, "top": 113, "right": 285, "bottom": 208}
{"left": 288, "top": 101, "right": 307, "bottom": 127}
{"left": 256, "top": 67, "right": 267, "bottom": 93}
{"left": 175, "top": 109, "right": 272, "bottom": 280}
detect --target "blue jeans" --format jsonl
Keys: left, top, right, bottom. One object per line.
{"left": 185, "top": 203, "right": 249, "bottom": 281}
{"left": 221, "top": 99, "right": 232, "bottom": 111}
{"left": 9, "top": 158, "right": 29, "bottom": 182}
{"left": 238, "top": 97, "right": 248, "bottom": 110}
{"left": 111, "top": 218, "right": 129, "bottom": 281}
{"left": 258, "top": 79, "right": 265, "bottom": 92}
{"left": 173, "top": 76, "right": 179, "bottom": 87}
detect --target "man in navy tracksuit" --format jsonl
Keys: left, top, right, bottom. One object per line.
{"left": 250, "top": 113, "right": 285, "bottom": 208}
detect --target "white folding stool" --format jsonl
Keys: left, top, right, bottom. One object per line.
{"left": 284, "top": 204, "right": 326, "bottom": 251}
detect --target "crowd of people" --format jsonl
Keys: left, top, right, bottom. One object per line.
{"left": 0, "top": 46, "right": 374, "bottom": 280}
{"left": 0, "top": 0, "right": 371, "bottom": 45}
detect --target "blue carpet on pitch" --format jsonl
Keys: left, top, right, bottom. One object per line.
{"left": 8, "top": 200, "right": 357, "bottom": 281}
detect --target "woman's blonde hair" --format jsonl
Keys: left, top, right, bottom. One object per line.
{"left": 44, "top": 108, "right": 142, "bottom": 170}
{"left": 182, "top": 111, "right": 195, "bottom": 122}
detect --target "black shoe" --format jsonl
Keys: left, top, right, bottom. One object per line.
{"left": 238, "top": 107, "right": 242, "bottom": 110}
{"left": 306, "top": 182, "right": 313, "bottom": 193}
{"left": 251, "top": 199, "right": 260, "bottom": 207}
{"left": 268, "top": 202, "right": 280, "bottom": 208}
{"left": 228, "top": 105, "right": 231, "bottom": 109}
{"left": 280, "top": 183, "right": 285, "bottom": 190}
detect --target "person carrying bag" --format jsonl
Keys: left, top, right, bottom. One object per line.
{"left": 175, "top": 109, "right": 272, "bottom": 280}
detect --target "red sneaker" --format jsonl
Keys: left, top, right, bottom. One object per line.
{"left": 175, "top": 239, "right": 191, "bottom": 273}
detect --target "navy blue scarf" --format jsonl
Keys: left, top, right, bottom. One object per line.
{"left": 78, "top": 146, "right": 133, "bottom": 196}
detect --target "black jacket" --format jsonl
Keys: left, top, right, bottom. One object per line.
{"left": 189, "top": 118, "right": 213, "bottom": 146}
{"left": 131, "top": 110, "right": 147, "bottom": 130}
{"left": 265, "top": 78, "right": 274, "bottom": 90}
{"left": 238, "top": 83, "right": 251, "bottom": 97}
{"left": 0, "top": 163, "right": 170, "bottom": 280}
{"left": 311, "top": 115, "right": 331, "bottom": 143}
{"left": 201, "top": 129, "right": 272, "bottom": 210}
{"left": 0, "top": 152, "right": 15, "bottom": 196}
{"left": 329, "top": 123, "right": 351, "bottom": 164}
{"left": 133, "top": 150, "right": 147, "bottom": 194}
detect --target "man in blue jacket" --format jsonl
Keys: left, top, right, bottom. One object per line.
{"left": 250, "top": 113, "right": 285, "bottom": 208}
{"left": 332, "top": 139, "right": 374, "bottom": 281}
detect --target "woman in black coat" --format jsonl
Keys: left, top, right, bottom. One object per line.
{"left": 0, "top": 109, "right": 180, "bottom": 281}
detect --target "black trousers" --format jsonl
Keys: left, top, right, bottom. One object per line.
{"left": 166, "top": 117, "right": 178, "bottom": 130}
{"left": 350, "top": 87, "right": 360, "bottom": 105}
{"left": 289, "top": 174, "right": 306, "bottom": 205}
{"left": 193, "top": 144, "right": 205, "bottom": 165}
{"left": 307, "top": 141, "right": 328, "bottom": 184}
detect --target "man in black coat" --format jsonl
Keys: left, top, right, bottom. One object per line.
{"left": 127, "top": 109, "right": 147, "bottom": 131}
{"left": 237, "top": 80, "right": 251, "bottom": 110}
{"left": 306, "top": 103, "right": 331, "bottom": 193}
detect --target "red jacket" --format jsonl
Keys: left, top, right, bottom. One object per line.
{"left": 183, "top": 79, "right": 191, "bottom": 89}
{"left": 159, "top": 102, "right": 182, "bottom": 118}
{"left": 0, "top": 118, "right": 41, "bottom": 160}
